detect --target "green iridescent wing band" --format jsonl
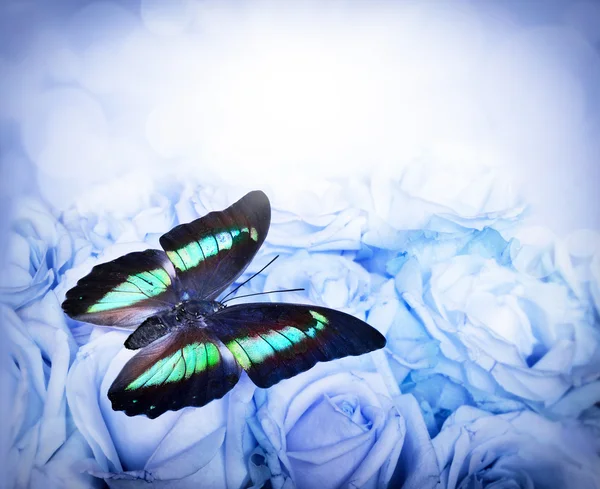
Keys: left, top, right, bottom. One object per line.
{"left": 62, "top": 249, "right": 179, "bottom": 328}
{"left": 159, "top": 190, "right": 271, "bottom": 301}
{"left": 108, "top": 327, "right": 241, "bottom": 418}
{"left": 209, "top": 303, "right": 386, "bottom": 388}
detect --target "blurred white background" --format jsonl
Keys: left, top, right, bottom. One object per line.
{"left": 1, "top": 0, "right": 599, "bottom": 232}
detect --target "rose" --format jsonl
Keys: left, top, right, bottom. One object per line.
{"left": 402, "top": 370, "right": 531, "bottom": 439}
{"left": 66, "top": 330, "right": 256, "bottom": 489}
{"left": 378, "top": 220, "right": 600, "bottom": 420}
{"left": 592, "top": 250, "right": 600, "bottom": 315}
{"left": 0, "top": 195, "right": 86, "bottom": 488}
{"left": 0, "top": 197, "right": 82, "bottom": 310}
{"left": 257, "top": 251, "right": 373, "bottom": 319}
{"left": 357, "top": 160, "right": 524, "bottom": 250}
{"left": 247, "top": 362, "right": 439, "bottom": 489}
{"left": 2, "top": 299, "right": 83, "bottom": 489}
{"left": 426, "top": 255, "right": 598, "bottom": 406}
{"left": 367, "top": 276, "right": 440, "bottom": 381}
{"left": 384, "top": 245, "right": 600, "bottom": 415}
{"left": 385, "top": 227, "right": 513, "bottom": 279}
{"left": 22, "top": 172, "right": 599, "bottom": 489}
{"left": 433, "top": 406, "right": 600, "bottom": 489}
{"left": 367, "top": 277, "right": 528, "bottom": 438}
{"left": 265, "top": 183, "right": 365, "bottom": 253}
{"left": 507, "top": 226, "right": 600, "bottom": 316}
{"left": 61, "top": 176, "right": 180, "bottom": 254}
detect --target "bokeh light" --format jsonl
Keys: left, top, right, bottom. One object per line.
{"left": 1, "top": 0, "right": 599, "bottom": 228}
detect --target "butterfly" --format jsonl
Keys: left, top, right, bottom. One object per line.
{"left": 62, "top": 190, "right": 386, "bottom": 419}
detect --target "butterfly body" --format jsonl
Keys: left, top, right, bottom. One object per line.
{"left": 63, "top": 191, "right": 386, "bottom": 418}
{"left": 173, "top": 299, "right": 225, "bottom": 322}
{"left": 119, "top": 299, "right": 221, "bottom": 349}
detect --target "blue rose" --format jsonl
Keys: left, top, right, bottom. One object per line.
{"left": 247, "top": 362, "right": 439, "bottom": 489}
{"left": 508, "top": 226, "right": 600, "bottom": 317}
{"left": 2, "top": 302, "right": 83, "bottom": 488}
{"left": 266, "top": 184, "right": 365, "bottom": 253}
{"left": 258, "top": 251, "right": 373, "bottom": 319}
{"left": 386, "top": 251, "right": 600, "bottom": 416}
{"left": 61, "top": 176, "right": 180, "bottom": 253}
{"left": 66, "top": 330, "right": 256, "bottom": 489}
{"left": 433, "top": 406, "right": 600, "bottom": 488}
{"left": 1, "top": 197, "right": 82, "bottom": 310}
{"left": 367, "top": 278, "right": 524, "bottom": 438}
{"left": 592, "top": 250, "right": 600, "bottom": 315}
{"left": 1, "top": 196, "right": 87, "bottom": 488}
{"left": 358, "top": 162, "right": 524, "bottom": 250}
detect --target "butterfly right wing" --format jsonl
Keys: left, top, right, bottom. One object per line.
{"left": 109, "top": 300, "right": 385, "bottom": 418}
{"left": 62, "top": 249, "right": 179, "bottom": 328}
{"left": 209, "top": 303, "right": 386, "bottom": 388}
{"left": 108, "top": 325, "right": 242, "bottom": 418}
{"left": 159, "top": 190, "right": 271, "bottom": 301}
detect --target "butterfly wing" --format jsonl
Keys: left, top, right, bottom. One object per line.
{"left": 210, "top": 303, "right": 386, "bottom": 388}
{"left": 108, "top": 325, "right": 242, "bottom": 418}
{"left": 108, "top": 301, "right": 384, "bottom": 417}
{"left": 62, "top": 250, "right": 179, "bottom": 328}
{"left": 159, "top": 190, "right": 270, "bottom": 301}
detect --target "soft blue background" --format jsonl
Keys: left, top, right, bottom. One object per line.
{"left": 1, "top": 1, "right": 600, "bottom": 488}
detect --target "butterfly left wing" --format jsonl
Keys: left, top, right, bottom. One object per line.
{"left": 159, "top": 190, "right": 271, "bottom": 301}
{"left": 108, "top": 326, "right": 242, "bottom": 418}
{"left": 62, "top": 249, "right": 179, "bottom": 328}
{"left": 210, "top": 303, "right": 386, "bottom": 388}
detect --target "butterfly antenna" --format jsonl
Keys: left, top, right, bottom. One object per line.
{"left": 220, "top": 255, "right": 280, "bottom": 302}
{"left": 222, "top": 288, "right": 305, "bottom": 304}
